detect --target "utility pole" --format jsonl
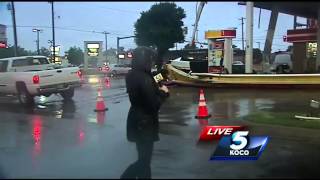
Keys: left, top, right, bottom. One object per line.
{"left": 239, "top": 17, "right": 245, "bottom": 51}
{"left": 51, "top": 2, "right": 55, "bottom": 63}
{"left": 33, "top": 29, "right": 42, "bottom": 55}
{"left": 103, "top": 31, "right": 110, "bottom": 57}
{"left": 10, "top": 1, "right": 18, "bottom": 56}
{"left": 117, "top": 37, "right": 119, "bottom": 64}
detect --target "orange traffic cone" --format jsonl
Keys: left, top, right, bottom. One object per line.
{"left": 94, "top": 87, "right": 108, "bottom": 112}
{"left": 195, "top": 89, "right": 211, "bottom": 119}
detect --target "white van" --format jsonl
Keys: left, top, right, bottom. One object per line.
{"left": 270, "top": 53, "right": 292, "bottom": 73}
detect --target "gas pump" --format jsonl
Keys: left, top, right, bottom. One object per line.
{"left": 205, "top": 29, "right": 236, "bottom": 74}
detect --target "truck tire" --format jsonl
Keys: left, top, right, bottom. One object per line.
{"left": 60, "top": 88, "right": 74, "bottom": 101}
{"left": 16, "top": 82, "right": 35, "bottom": 106}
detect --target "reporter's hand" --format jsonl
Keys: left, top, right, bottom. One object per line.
{"left": 159, "top": 85, "right": 169, "bottom": 93}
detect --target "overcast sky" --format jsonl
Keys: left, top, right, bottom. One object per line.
{"left": 0, "top": 1, "right": 305, "bottom": 55}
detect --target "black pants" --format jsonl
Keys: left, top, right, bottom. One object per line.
{"left": 120, "top": 140, "right": 154, "bottom": 179}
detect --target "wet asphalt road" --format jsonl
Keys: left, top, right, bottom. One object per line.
{"left": 0, "top": 75, "right": 319, "bottom": 178}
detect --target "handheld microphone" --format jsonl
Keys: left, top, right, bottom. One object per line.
{"left": 152, "top": 69, "right": 168, "bottom": 86}
{"left": 153, "top": 73, "right": 164, "bottom": 84}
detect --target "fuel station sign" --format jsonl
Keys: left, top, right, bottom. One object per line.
{"left": 205, "top": 29, "right": 236, "bottom": 73}
{"left": 205, "top": 29, "right": 236, "bottom": 39}
{"left": 50, "top": 45, "right": 61, "bottom": 55}
{"left": 86, "top": 43, "right": 100, "bottom": 57}
{"left": 209, "top": 40, "right": 224, "bottom": 65}
{"left": 84, "top": 41, "right": 104, "bottom": 70}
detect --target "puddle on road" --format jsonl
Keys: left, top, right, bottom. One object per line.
{"left": 158, "top": 87, "right": 320, "bottom": 126}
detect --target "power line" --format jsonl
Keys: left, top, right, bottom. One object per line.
{"left": 88, "top": 4, "right": 141, "bottom": 14}
{"left": 4, "top": 24, "right": 132, "bottom": 37}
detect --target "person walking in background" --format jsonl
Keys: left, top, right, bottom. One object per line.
{"left": 120, "top": 46, "right": 170, "bottom": 179}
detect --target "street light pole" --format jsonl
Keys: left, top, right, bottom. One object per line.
{"left": 37, "top": 30, "right": 39, "bottom": 54}
{"left": 33, "top": 29, "right": 42, "bottom": 55}
{"left": 103, "top": 31, "right": 109, "bottom": 57}
{"left": 117, "top": 37, "right": 120, "bottom": 64}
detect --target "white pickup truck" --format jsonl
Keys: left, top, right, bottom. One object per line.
{"left": 0, "top": 56, "right": 82, "bottom": 106}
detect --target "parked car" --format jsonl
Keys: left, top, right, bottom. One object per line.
{"left": 0, "top": 56, "right": 82, "bottom": 106}
{"left": 107, "top": 64, "right": 131, "bottom": 76}
{"left": 270, "top": 53, "right": 292, "bottom": 73}
{"left": 97, "top": 62, "right": 109, "bottom": 73}
{"left": 232, "top": 61, "right": 245, "bottom": 74}
{"left": 232, "top": 61, "right": 244, "bottom": 65}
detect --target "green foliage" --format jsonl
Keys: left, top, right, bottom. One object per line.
{"left": 244, "top": 111, "right": 320, "bottom": 129}
{"left": 39, "top": 47, "right": 51, "bottom": 57}
{"left": 134, "top": 2, "right": 186, "bottom": 68}
{"left": 66, "top": 46, "right": 84, "bottom": 66}
{"left": 0, "top": 45, "right": 36, "bottom": 59}
{"left": 253, "top": 48, "right": 262, "bottom": 64}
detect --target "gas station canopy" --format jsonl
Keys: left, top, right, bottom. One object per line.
{"left": 205, "top": 30, "right": 236, "bottom": 39}
{"left": 239, "top": 2, "right": 319, "bottom": 19}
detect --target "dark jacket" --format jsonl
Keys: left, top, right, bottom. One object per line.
{"left": 125, "top": 50, "right": 169, "bottom": 142}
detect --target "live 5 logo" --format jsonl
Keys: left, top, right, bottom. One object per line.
{"left": 198, "top": 126, "right": 269, "bottom": 161}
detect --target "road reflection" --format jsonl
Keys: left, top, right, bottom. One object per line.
{"left": 32, "top": 115, "right": 42, "bottom": 157}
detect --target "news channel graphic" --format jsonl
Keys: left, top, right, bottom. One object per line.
{"left": 198, "top": 126, "right": 269, "bottom": 161}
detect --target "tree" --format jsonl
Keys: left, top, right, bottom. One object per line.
{"left": 134, "top": 2, "right": 186, "bottom": 70}
{"left": 0, "top": 45, "right": 35, "bottom": 58}
{"left": 66, "top": 46, "right": 84, "bottom": 65}
{"left": 119, "top": 46, "right": 125, "bottom": 52}
{"left": 253, "top": 48, "right": 263, "bottom": 64}
{"left": 39, "top": 47, "right": 51, "bottom": 57}
{"left": 104, "top": 48, "right": 117, "bottom": 57}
